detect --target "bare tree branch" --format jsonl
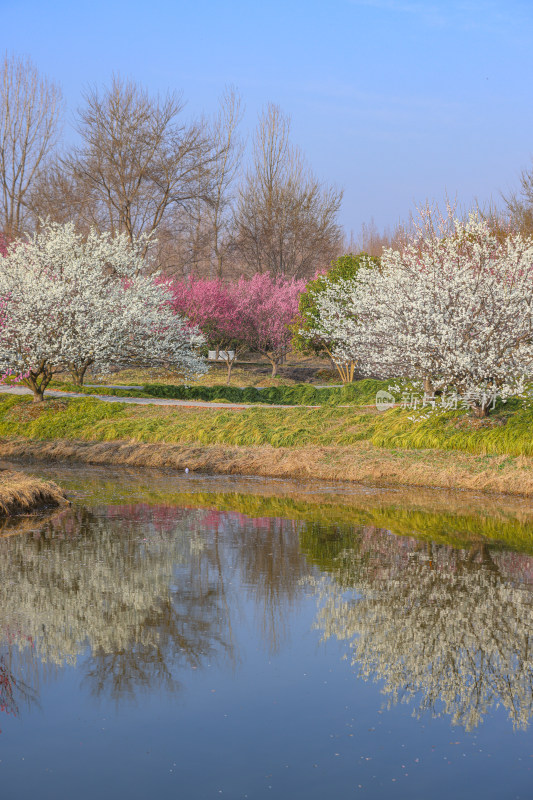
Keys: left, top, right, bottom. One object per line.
{"left": 233, "top": 103, "right": 343, "bottom": 279}
{"left": 0, "top": 53, "right": 63, "bottom": 237}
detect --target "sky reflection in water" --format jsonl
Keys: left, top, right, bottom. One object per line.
{"left": 1, "top": 471, "right": 533, "bottom": 799}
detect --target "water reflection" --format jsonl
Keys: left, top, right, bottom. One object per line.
{"left": 0, "top": 655, "right": 38, "bottom": 722}
{"left": 2, "top": 484, "right": 533, "bottom": 734}
{"left": 311, "top": 527, "right": 533, "bottom": 730}
{"left": 0, "top": 502, "right": 309, "bottom": 711}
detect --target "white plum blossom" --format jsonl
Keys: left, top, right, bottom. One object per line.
{"left": 311, "top": 215, "right": 533, "bottom": 414}
{"left": 110, "top": 273, "right": 207, "bottom": 377}
{"left": 0, "top": 221, "right": 206, "bottom": 399}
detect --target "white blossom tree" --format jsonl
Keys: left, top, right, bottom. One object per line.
{"left": 311, "top": 214, "right": 533, "bottom": 414}
{"left": 0, "top": 222, "right": 206, "bottom": 399}
{"left": 296, "top": 253, "right": 377, "bottom": 383}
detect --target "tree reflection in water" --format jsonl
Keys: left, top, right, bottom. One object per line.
{"left": 4, "top": 494, "right": 533, "bottom": 731}
{"left": 0, "top": 502, "right": 309, "bottom": 711}
{"left": 0, "top": 655, "right": 38, "bottom": 724}
{"left": 311, "top": 528, "right": 533, "bottom": 730}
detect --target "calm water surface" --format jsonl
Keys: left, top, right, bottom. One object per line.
{"left": 1, "top": 467, "right": 533, "bottom": 799}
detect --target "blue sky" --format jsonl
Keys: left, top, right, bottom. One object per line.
{"left": 1, "top": 0, "right": 532, "bottom": 235}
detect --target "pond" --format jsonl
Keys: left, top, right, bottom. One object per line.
{"left": 1, "top": 465, "right": 533, "bottom": 799}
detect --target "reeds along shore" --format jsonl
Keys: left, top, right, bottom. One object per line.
{"left": 0, "top": 470, "right": 68, "bottom": 516}
{"left": 1, "top": 438, "right": 533, "bottom": 498}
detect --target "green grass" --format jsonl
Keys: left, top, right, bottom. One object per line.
{"left": 0, "top": 394, "right": 373, "bottom": 447}
{"left": 140, "top": 379, "right": 390, "bottom": 406}
{"left": 1, "top": 389, "right": 533, "bottom": 456}
{"left": 371, "top": 404, "right": 533, "bottom": 457}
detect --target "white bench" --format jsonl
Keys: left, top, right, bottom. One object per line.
{"left": 208, "top": 350, "right": 235, "bottom": 361}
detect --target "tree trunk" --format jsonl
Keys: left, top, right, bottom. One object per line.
{"left": 24, "top": 365, "right": 53, "bottom": 402}
{"left": 226, "top": 358, "right": 235, "bottom": 385}
{"left": 70, "top": 360, "right": 92, "bottom": 386}
{"left": 334, "top": 360, "right": 355, "bottom": 384}
{"left": 423, "top": 377, "right": 433, "bottom": 394}
{"left": 324, "top": 347, "right": 355, "bottom": 384}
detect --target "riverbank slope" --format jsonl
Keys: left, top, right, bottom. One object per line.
{"left": 1, "top": 393, "right": 532, "bottom": 497}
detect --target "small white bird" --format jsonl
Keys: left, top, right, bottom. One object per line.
{"left": 185, "top": 467, "right": 189, "bottom": 473}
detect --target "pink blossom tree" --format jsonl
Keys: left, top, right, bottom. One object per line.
{"left": 170, "top": 274, "right": 305, "bottom": 382}
{"left": 237, "top": 273, "right": 305, "bottom": 377}
{"left": 170, "top": 278, "right": 248, "bottom": 383}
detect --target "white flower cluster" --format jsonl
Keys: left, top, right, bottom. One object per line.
{"left": 0, "top": 222, "right": 206, "bottom": 397}
{"left": 309, "top": 215, "right": 533, "bottom": 413}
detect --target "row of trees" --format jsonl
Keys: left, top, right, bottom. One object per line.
{"left": 3, "top": 210, "right": 533, "bottom": 404}
{"left": 0, "top": 221, "right": 307, "bottom": 397}
{"left": 0, "top": 54, "right": 342, "bottom": 280}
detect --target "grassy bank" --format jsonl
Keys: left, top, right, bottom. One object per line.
{"left": 0, "top": 469, "right": 67, "bottom": 516}
{"left": 1, "top": 392, "right": 533, "bottom": 495}
{"left": 2, "top": 391, "right": 533, "bottom": 455}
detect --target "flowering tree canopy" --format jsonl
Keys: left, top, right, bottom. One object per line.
{"left": 238, "top": 273, "right": 304, "bottom": 377}
{"left": 0, "top": 222, "right": 205, "bottom": 399}
{"left": 312, "top": 216, "right": 533, "bottom": 412}
{"left": 171, "top": 274, "right": 304, "bottom": 380}
{"left": 170, "top": 277, "right": 247, "bottom": 383}
{"left": 116, "top": 275, "right": 206, "bottom": 380}
{"left": 170, "top": 278, "right": 242, "bottom": 348}
{"left": 294, "top": 253, "right": 379, "bottom": 383}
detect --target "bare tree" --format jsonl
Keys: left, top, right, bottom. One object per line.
{"left": 346, "top": 216, "right": 411, "bottom": 258}
{"left": 503, "top": 159, "right": 533, "bottom": 236}
{"left": 233, "top": 103, "right": 343, "bottom": 279}
{"left": 154, "top": 87, "right": 244, "bottom": 280}
{"left": 0, "top": 53, "right": 63, "bottom": 237}
{"left": 33, "top": 75, "right": 217, "bottom": 258}
{"left": 207, "top": 86, "right": 244, "bottom": 277}
{"left": 28, "top": 158, "right": 95, "bottom": 230}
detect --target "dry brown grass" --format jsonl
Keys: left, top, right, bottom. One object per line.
{"left": 0, "top": 470, "right": 68, "bottom": 516}
{"left": 90, "top": 365, "right": 300, "bottom": 388}
{"left": 1, "top": 438, "right": 533, "bottom": 497}
{"left": 88, "top": 352, "right": 335, "bottom": 388}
